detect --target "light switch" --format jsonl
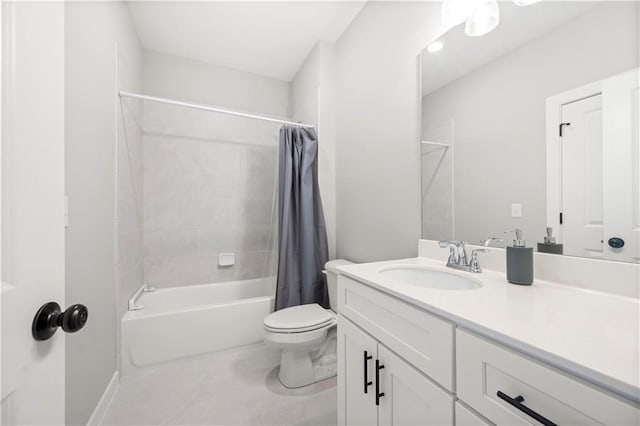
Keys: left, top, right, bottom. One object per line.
{"left": 511, "top": 203, "right": 522, "bottom": 218}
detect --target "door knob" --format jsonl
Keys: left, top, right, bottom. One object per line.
{"left": 607, "top": 237, "right": 625, "bottom": 249}
{"left": 32, "top": 302, "right": 88, "bottom": 341}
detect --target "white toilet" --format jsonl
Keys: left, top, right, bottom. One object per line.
{"left": 263, "top": 259, "right": 352, "bottom": 388}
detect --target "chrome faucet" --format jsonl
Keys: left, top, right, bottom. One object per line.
{"left": 438, "top": 240, "right": 488, "bottom": 273}
{"left": 480, "top": 237, "right": 504, "bottom": 247}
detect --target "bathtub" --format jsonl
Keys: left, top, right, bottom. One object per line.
{"left": 121, "top": 277, "right": 275, "bottom": 377}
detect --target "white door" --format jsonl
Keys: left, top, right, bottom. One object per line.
{"left": 602, "top": 68, "right": 640, "bottom": 263}
{"left": 377, "top": 345, "right": 453, "bottom": 426}
{"left": 1, "top": 2, "right": 66, "bottom": 424}
{"left": 337, "top": 316, "right": 378, "bottom": 426}
{"left": 560, "top": 94, "right": 605, "bottom": 259}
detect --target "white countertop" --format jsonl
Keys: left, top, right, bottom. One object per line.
{"left": 337, "top": 256, "right": 640, "bottom": 402}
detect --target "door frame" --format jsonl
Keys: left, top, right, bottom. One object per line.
{"left": 545, "top": 80, "right": 603, "bottom": 243}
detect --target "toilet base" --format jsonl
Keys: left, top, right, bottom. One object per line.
{"left": 278, "top": 328, "right": 337, "bottom": 388}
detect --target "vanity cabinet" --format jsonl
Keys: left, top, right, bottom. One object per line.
{"left": 337, "top": 274, "right": 640, "bottom": 426}
{"left": 338, "top": 315, "right": 454, "bottom": 425}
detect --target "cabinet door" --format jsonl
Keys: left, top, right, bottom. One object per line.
{"left": 378, "top": 344, "right": 454, "bottom": 426}
{"left": 455, "top": 402, "right": 491, "bottom": 426}
{"left": 338, "top": 315, "right": 378, "bottom": 426}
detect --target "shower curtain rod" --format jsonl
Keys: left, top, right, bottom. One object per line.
{"left": 118, "top": 91, "right": 315, "bottom": 128}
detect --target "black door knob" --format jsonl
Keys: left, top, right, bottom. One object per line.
{"left": 32, "top": 302, "right": 88, "bottom": 341}
{"left": 608, "top": 237, "right": 625, "bottom": 249}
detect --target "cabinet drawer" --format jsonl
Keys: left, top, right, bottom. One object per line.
{"left": 338, "top": 275, "right": 454, "bottom": 391}
{"left": 456, "top": 329, "right": 639, "bottom": 425}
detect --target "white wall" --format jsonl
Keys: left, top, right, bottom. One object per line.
{"left": 334, "top": 2, "right": 444, "bottom": 262}
{"left": 143, "top": 50, "right": 290, "bottom": 117}
{"left": 290, "top": 41, "right": 337, "bottom": 259}
{"left": 65, "top": 2, "right": 142, "bottom": 424}
{"left": 422, "top": 2, "right": 639, "bottom": 246}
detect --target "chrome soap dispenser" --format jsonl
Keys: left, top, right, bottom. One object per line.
{"left": 506, "top": 229, "right": 533, "bottom": 285}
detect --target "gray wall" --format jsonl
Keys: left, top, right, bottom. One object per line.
{"left": 142, "top": 50, "right": 291, "bottom": 117}
{"left": 422, "top": 2, "right": 639, "bottom": 246}
{"left": 334, "top": 2, "right": 444, "bottom": 262}
{"left": 290, "top": 41, "right": 337, "bottom": 260}
{"left": 65, "top": 2, "right": 142, "bottom": 424}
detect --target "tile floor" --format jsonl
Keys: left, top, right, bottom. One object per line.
{"left": 100, "top": 344, "right": 337, "bottom": 426}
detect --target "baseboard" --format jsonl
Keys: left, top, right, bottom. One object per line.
{"left": 86, "top": 370, "right": 119, "bottom": 426}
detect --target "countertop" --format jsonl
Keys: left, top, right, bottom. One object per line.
{"left": 337, "top": 256, "right": 640, "bottom": 403}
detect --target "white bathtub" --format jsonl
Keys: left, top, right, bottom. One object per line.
{"left": 121, "top": 277, "right": 275, "bottom": 377}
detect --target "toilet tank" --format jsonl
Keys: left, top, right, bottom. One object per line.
{"left": 324, "top": 259, "right": 354, "bottom": 311}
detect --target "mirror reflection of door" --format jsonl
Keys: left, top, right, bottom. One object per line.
{"left": 560, "top": 94, "right": 604, "bottom": 259}
{"left": 549, "top": 68, "right": 640, "bottom": 263}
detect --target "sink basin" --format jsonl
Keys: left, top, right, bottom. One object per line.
{"left": 378, "top": 266, "right": 482, "bottom": 290}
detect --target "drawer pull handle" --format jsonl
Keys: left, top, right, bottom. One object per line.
{"left": 363, "top": 351, "right": 373, "bottom": 393}
{"left": 375, "top": 359, "right": 385, "bottom": 406}
{"left": 497, "top": 391, "right": 557, "bottom": 426}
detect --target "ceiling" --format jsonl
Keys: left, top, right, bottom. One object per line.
{"left": 421, "top": 1, "right": 599, "bottom": 96}
{"left": 126, "top": 1, "right": 365, "bottom": 82}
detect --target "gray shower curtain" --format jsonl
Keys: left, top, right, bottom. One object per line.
{"left": 275, "top": 126, "right": 330, "bottom": 311}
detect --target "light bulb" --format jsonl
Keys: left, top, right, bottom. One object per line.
{"left": 465, "top": 0, "right": 500, "bottom": 37}
{"left": 441, "top": 0, "right": 477, "bottom": 28}
{"left": 513, "top": 0, "right": 540, "bottom": 5}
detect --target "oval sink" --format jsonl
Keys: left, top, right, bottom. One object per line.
{"left": 378, "top": 266, "right": 482, "bottom": 290}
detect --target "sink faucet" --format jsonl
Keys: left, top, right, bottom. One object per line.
{"left": 438, "top": 240, "right": 487, "bottom": 273}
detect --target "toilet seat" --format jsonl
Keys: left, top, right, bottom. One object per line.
{"left": 264, "top": 304, "right": 335, "bottom": 333}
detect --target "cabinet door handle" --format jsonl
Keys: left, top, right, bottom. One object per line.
{"left": 363, "top": 351, "right": 373, "bottom": 393}
{"left": 497, "top": 391, "right": 557, "bottom": 426}
{"left": 375, "top": 359, "right": 385, "bottom": 406}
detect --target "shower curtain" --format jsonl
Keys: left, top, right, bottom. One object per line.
{"left": 275, "top": 125, "right": 330, "bottom": 311}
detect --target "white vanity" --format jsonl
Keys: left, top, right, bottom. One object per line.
{"left": 336, "top": 242, "right": 639, "bottom": 425}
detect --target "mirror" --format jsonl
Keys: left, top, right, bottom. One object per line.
{"left": 420, "top": 1, "right": 639, "bottom": 263}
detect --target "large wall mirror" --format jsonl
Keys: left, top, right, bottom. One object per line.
{"left": 420, "top": 1, "right": 639, "bottom": 263}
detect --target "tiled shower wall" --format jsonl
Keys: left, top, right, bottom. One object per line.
{"left": 142, "top": 101, "right": 280, "bottom": 287}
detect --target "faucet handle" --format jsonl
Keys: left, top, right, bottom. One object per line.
{"left": 438, "top": 240, "right": 457, "bottom": 248}
{"left": 469, "top": 248, "right": 489, "bottom": 273}
{"left": 438, "top": 240, "right": 460, "bottom": 265}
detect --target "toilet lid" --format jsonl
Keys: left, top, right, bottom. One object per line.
{"left": 264, "top": 304, "right": 334, "bottom": 332}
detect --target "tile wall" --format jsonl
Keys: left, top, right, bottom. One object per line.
{"left": 142, "top": 101, "right": 280, "bottom": 287}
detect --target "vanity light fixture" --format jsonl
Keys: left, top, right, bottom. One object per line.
{"left": 465, "top": 0, "right": 499, "bottom": 37}
{"left": 442, "top": 0, "right": 539, "bottom": 37}
{"left": 513, "top": 0, "right": 540, "bottom": 6}
{"left": 427, "top": 41, "right": 444, "bottom": 53}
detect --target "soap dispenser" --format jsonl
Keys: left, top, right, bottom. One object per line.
{"left": 537, "top": 226, "right": 563, "bottom": 255}
{"left": 506, "top": 229, "right": 533, "bottom": 285}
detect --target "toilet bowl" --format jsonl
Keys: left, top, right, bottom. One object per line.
{"left": 263, "top": 259, "right": 353, "bottom": 388}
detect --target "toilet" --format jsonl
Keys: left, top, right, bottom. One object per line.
{"left": 263, "top": 259, "right": 353, "bottom": 388}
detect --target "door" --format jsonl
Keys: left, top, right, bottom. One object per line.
{"left": 602, "top": 68, "right": 640, "bottom": 263}
{"left": 560, "top": 94, "right": 604, "bottom": 259}
{"left": 377, "top": 345, "right": 453, "bottom": 426}
{"left": 1, "top": 2, "right": 66, "bottom": 424}
{"left": 337, "top": 316, "right": 378, "bottom": 426}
